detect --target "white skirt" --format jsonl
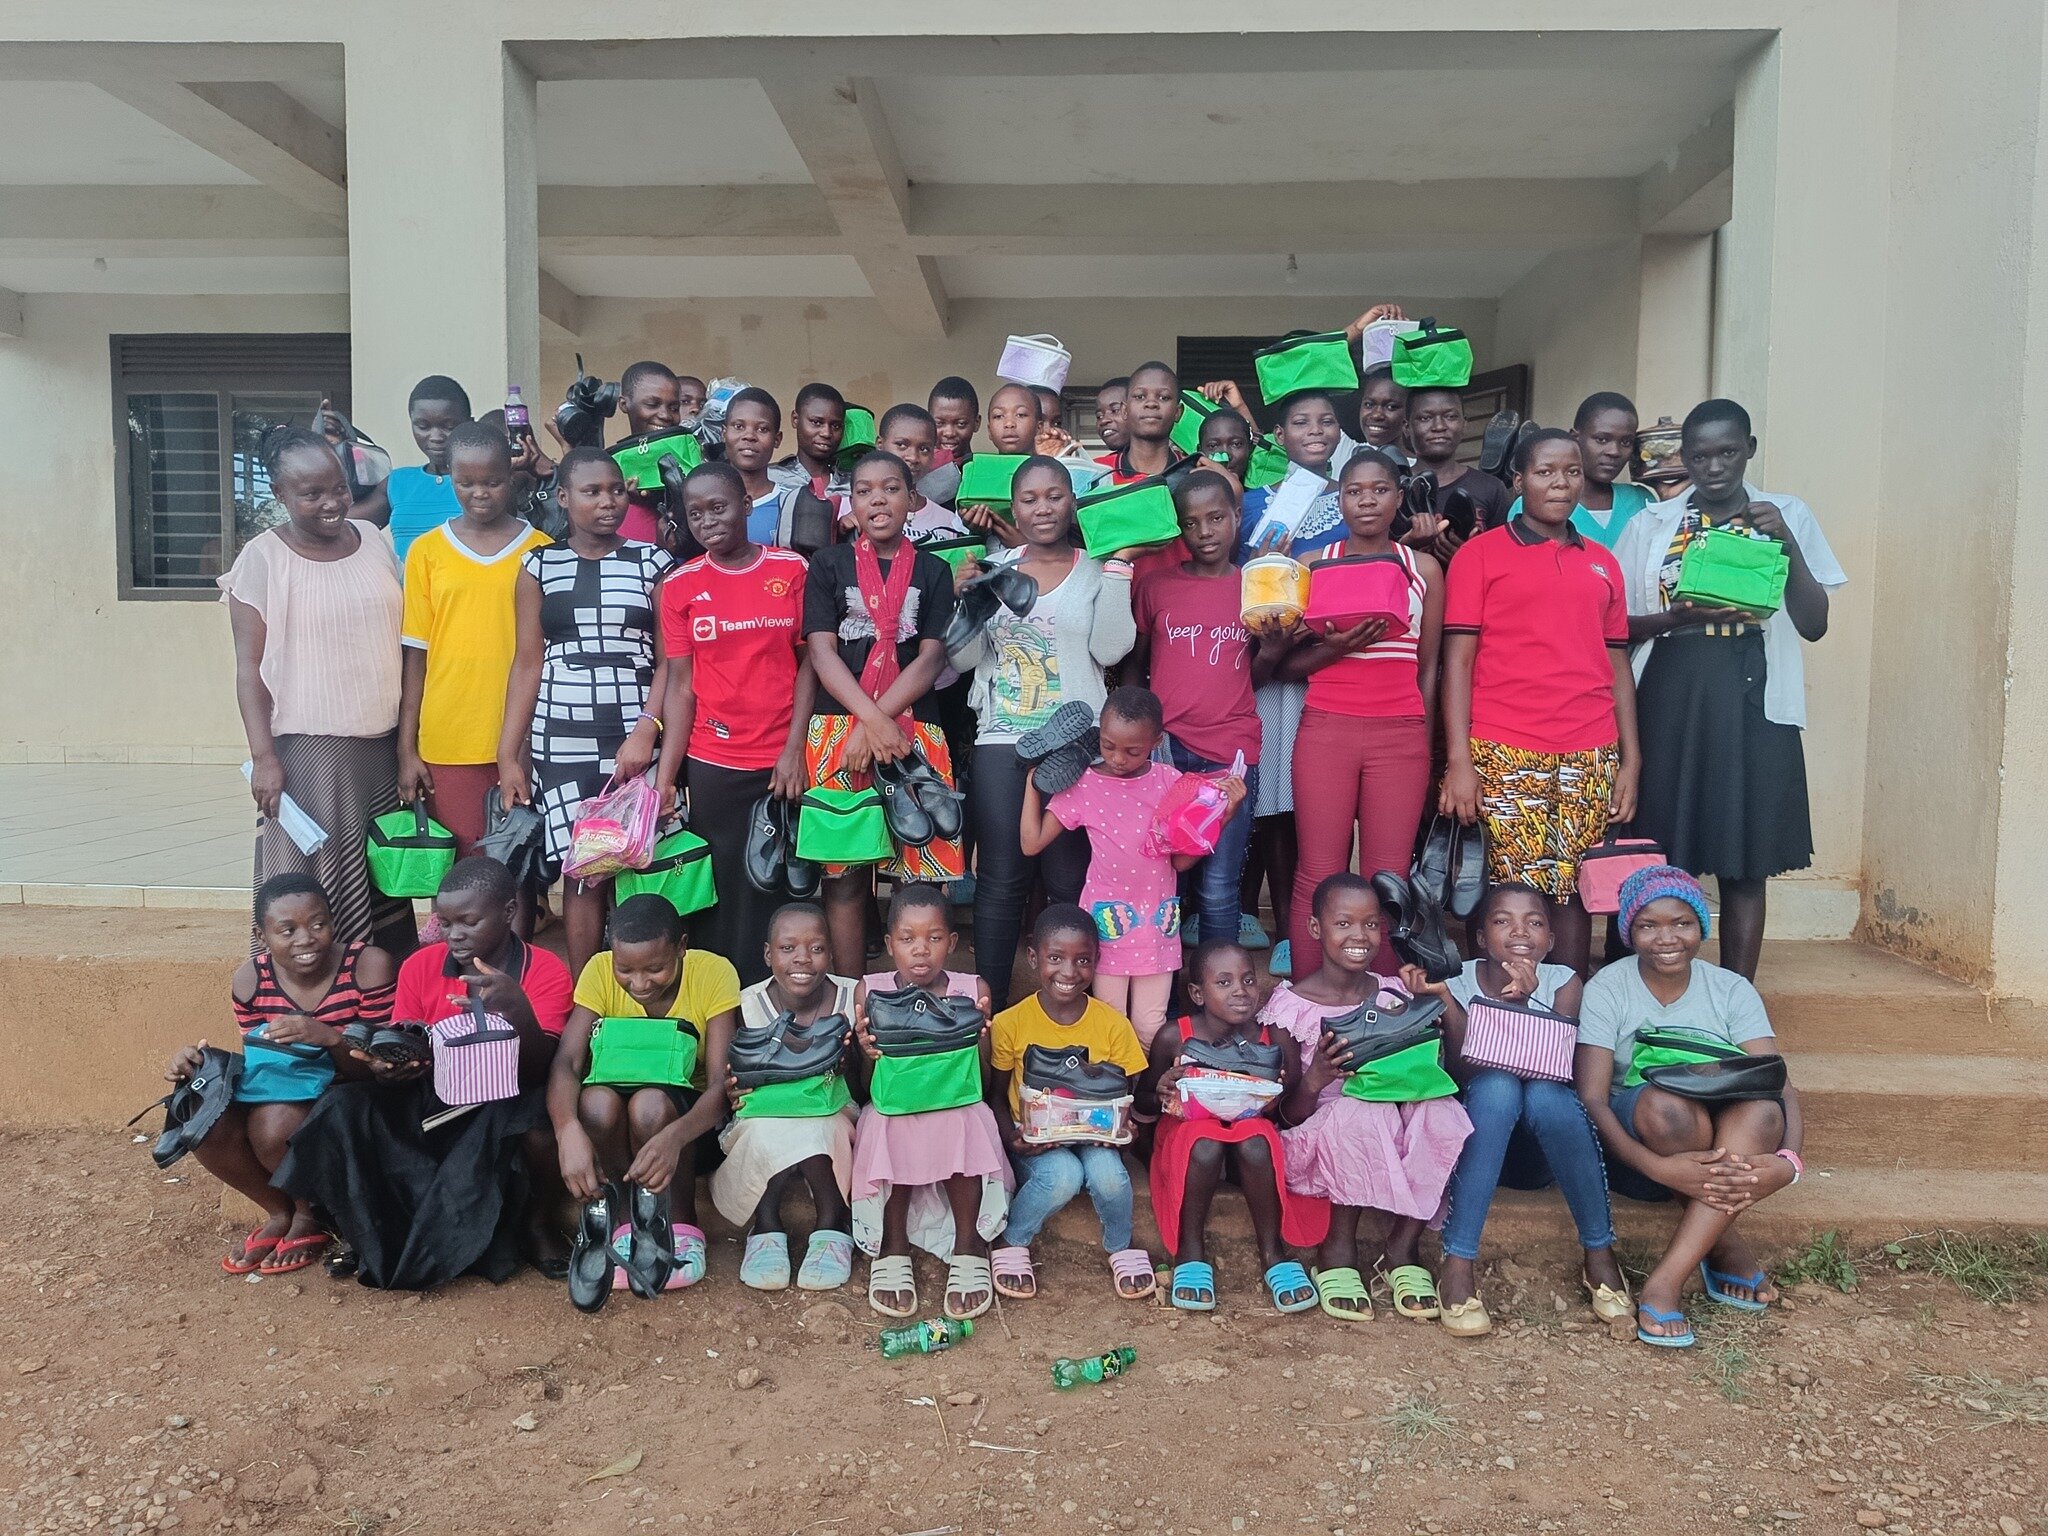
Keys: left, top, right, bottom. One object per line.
{"left": 1253, "top": 679, "right": 1306, "bottom": 817}
{"left": 711, "top": 1106, "right": 858, "bottom": 1229}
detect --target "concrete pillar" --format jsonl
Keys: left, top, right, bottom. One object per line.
{"left": 1633, "top": 233, "right": 1713, "bottom": 420}
{"left": 1711, "top": 9, "right": 1892, "bottom": 911}
{"left": 342, "top": 27, "right": 538, "bottom": 449}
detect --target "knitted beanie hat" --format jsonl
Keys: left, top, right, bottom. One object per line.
{"left": 1616, "top": 864, "right": 1713, "bottom": 939}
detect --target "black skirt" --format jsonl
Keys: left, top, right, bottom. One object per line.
{"left": 275, "top": 1079, "right": 545, "bottom": 1290}
{"left": 1629, "top": 629, "right": 1813, "bottom": 882}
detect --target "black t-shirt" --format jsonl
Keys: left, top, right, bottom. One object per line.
{"left": 800, "top": 543, "right": 957, "bottom": 723}
{"left": 1432, "top": 466, "right": 1514, "bottom": 535}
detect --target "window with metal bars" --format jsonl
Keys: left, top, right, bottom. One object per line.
{"left": 113, "top": 334, "right": 352, "bottom": 597}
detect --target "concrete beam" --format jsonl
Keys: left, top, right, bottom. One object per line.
{"left": 539, "top": 269, "right": 583, "bottom": 338}
{"left": 0, "top": 185, "right": 343, "bottom": 258}
{"left": 0, "top": 286, "right": 23, "bottom": 339}
{"left": 758, "top": 76, "right": 949, "bottom": 337}
{"left": 537, "top": 183, "right": 842, "bottom": 256}
{"left": 90, "top": 77, "right": 348, "bottom": 226}
{"left": 1637, "top": 102, "right": 1735, "bottom": 234}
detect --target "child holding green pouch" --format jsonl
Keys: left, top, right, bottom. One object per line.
{"left": 712, "top": 902, "right": 859, "bottom": 1292}
{"left": 547, "top": 894, "right": 742, "bottom": 1292}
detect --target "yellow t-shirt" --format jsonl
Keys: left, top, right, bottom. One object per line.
{"left": 990, "top": 994, "right": 1150, "bottom": 1121}
{"left": 401, "top": 521, "right": 551, "bottom": 764}
{"left": 573, "top": 950, "right": 742, "bottom": 1089}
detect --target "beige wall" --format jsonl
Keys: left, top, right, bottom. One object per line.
{"left": 536, "top": 294, "right": 1502, "bottom": 435}
{"left": 0, "top": 293, "right": 348, "bottom": 762}
{"left": 1490, "top": 239, "right": 1644, "bottom": 429}
{"left": 1635, "top": 233, "right": 1715, "bottom": 418}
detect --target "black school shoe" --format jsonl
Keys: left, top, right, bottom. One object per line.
{"left": 1031, "top": 740, "right": 1095, "bottom": 797}
{"left": 568, "top": 1186, "right": 618, "bottom": 1313}
{"left": 621, "top": 1183, "right": 676, "bottom": 1300}
{"left": 888, "top": 749, "right": 965, "bottom": 843}
{"left": 1017, "top": 700, "right": 1098, "bottom": 764}
{"left": 872, "top": 756, "right": 937, "bottom": 847}
{"left": 1374, "top": 870, "right": 1461, "bottom": 982}
{"left": 1448, "top": 819, "right": 1489, "bottom": 921}
{"left": 1477, "top": 409, "right": 1521, "bottom": 480}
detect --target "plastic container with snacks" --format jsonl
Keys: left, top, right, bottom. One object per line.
{"left": 1241, "top": 553, "right": 1309, "bottom": 630}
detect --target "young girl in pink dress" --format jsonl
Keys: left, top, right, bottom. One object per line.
{"left": 1271, "top": 872, "right": 1472, "bottom": 1323}
{"left": 1020, "top": 686, "right": 1245, "bottom": 1047}
{"left": 850, "top": 883, "right": 1010, "bottom": 1320}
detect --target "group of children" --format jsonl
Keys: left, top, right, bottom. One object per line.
{"left": 187, "top": 307, "right": 1828, "bottom": 1351}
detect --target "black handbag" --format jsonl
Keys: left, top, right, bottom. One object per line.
{"left": 1319, "top": 993, "right": 1448, "bottom": 1063}
{"left": 1179, "top": 1035, "right": 1284, "bottom": 1082}
{"left": 1021, "top": 1043, "right": 1131, "bottom": 1101}
{"left": 127, "top": 1046, "right": 242, "bottom": 1169}
{"left": 728, "top": 1010, "right": 852, "bottom": 1089}
{"left": 865, "top": 986, "right": 987, "bottom": 1056}
{"left": 1642, "top": 1054, "right": 1788, "bottom": 1103}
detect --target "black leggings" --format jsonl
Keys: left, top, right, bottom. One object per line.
{"left": 685, "top": 757, "right": 777, "bottom": 987}
{"left": 970, "top": 742, "right": 1089, "bottom": 1008}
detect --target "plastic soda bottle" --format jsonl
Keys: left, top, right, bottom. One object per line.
{"left": 879, "top": 1317, "right": 973, "bottom": 1359}
{"left": 504, "top": 384, "right": 530, "bottom": 433}
{"left": 1051, "top": 1345, "right": 1137, "bottom": 1389}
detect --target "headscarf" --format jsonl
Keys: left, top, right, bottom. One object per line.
{"left": 1617, "top": 864, "right": 1713, "bottom": 939}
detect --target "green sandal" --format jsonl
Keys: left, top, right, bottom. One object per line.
{"left": 1312, "top": 1265, "right": 1373, "bottom": 1322}
{"left": 1385, "top": 1264, "right": 1441, "bottom": 1320}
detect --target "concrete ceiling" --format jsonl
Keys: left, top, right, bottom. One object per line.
{"left": 535, "top": 79, "right": 812, "bottom": 185}
{"left": 941, "top": 251, "right": 1554, "bottom": 300}
{"left": 544, "top": 252, "right": 869, "bottom": 298}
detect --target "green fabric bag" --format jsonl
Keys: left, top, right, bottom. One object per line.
{"left": 1674, "top": 527, "right": 1790, "bottom": 617}
{"left": 738, "top": 1073, "right": 853, "bottom": 1120}
{"left": 613, "top": 825, "right": 716, "bottom": 917}
{"left": 956, "top": 453, "right": 1029, "bottom": 510}
{"left": 1390, "top": 322, "right": 1474, "bottom": 390}
{"left": 1340, "top": 1037, "right": 1460, "bottom": 1103}
{"left": 1245, "top": 438, "right": 1292, "bottom": 490}
{"left": 1076, "top": 477, "right": 1180, "bottom": 559}
{"left": 1621, "top": 1027, "right": 1748, "bottom": 1089}
{"left": 1169, "top": 390, "right": 1221, "bottom": 456}
{"left": 364, "top": 799, "right": 458, "bottom": 899}
{"left": 869, "top": 1046, "right": 983, "bottom": 1116}
{"left": 1253, "top": 330, "right": 1360, "bottom": 404}
{"left": 836, "top": 406, "right": 878, "bottom": 470}
{"left": 921, "top": 534, "right": 987, "bottom": 575}
{"left": 796, "top": 787, "right": 894, "bottom": 864}
{"left": 611, "top": 430, "right": 702, "bottom": 491}
{"left": 586, "top": 1016, "right": 700, "bottom": 1088}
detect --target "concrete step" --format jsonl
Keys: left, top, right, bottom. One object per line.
{"left": 1789, "top": 1051, "right": 2048, "bottom": 1169}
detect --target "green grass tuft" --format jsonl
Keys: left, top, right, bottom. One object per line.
{"left": 1777, "top": 1229, "right": 1859, "bottom": 1292}
{"left": 1381, "top": 1395, "right": 1457, "bottom": 1442}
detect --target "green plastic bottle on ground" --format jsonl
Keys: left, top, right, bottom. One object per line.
{"left": 879, "top": 1317, "right": 973, "bottom": 1359}
{"left": 1051, "top": 1345, "right": 1137, "bottom": 1389}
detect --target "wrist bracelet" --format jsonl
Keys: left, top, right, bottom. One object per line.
{"left": 1102, "top": 558, "right": 1134, "bottom": 576}
{"left": 1774, "top": 1148, "right": 1804, "bottom": 1183}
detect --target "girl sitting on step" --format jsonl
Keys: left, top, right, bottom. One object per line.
{"left": 1576, "top": 866, "right": 1805, "bottom": 1349}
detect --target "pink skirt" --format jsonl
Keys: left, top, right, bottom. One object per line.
{"left": 851, "top": 1102, "right": 1010, "bottom": 1202}
{"left": 1280, "top": 1094, "right": 1473, "bottom": 1221}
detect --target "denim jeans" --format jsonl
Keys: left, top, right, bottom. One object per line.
{"left": 1002, "top": 1144, "right": 1134, "bottom": 1251}
{"left": 1440, "top": 1069, "right": 1617, "bottom": 1261}
{"left": 1166, "top": 738, "right": 1259, "bottom": 946}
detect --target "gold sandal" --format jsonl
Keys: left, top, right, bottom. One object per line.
{"left": 1583, "top": 1271, "right": 1634, "bottom": 1323}
{"left": 1438, "top": 1295, "right": 1494, "bottom": 1338}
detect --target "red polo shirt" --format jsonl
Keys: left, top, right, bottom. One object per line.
{"left": 393, "top": 938, "right": 575, "bottom": 1037}
{"left": 1442, "top": 518, "right": 1628, "bottom": 754}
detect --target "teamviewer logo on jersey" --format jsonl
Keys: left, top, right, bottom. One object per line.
{"left": 694, "top": 615, "right": 718, "bottom": 643}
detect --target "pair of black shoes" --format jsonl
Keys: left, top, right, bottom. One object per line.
{"left": 568, "top": 1181, "right": 674, "bottom": 1313}
{"left": 873, "top": 750, "right": 965, "bottom": 848}
{"left": 1016, "top": 700, "right": 1099, "bottom": 796}
{"left": 1400, "top": 468, "right": 1480, "bottom": 542}
{"left": 341, "top": 1020, "right": 432, "bottom": 1068}
{"left": 1476, "top": 409, "right": 1540, "bottom": 491}
{"left": 1371, "top": 871, "right": 1463, "bottom": 983}
{"left": 1413, "top": 816, "right": 1487, "bottom": 921}
{"left": 944, "top": 562, "right": 1038, "bottom": 655}
{"left": 744, "top": 796, "right": 821, "bottom": 899}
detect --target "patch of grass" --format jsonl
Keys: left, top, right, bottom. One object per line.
{"left": 1381, "top": 1395, "right": 1457, "bottom": 1442}
{"left": 1917, "top": 1231, "right": 2041, "bottom": 1306}
{"left": 1691, "top": 1313, "right": 1764, "bottom": 1403}
{"left": 1613, "top": 1239, "right": 1659, "bottom": 1291}
{"left": 1777, "top": 1229, "right": 1859, "bottom": 1292}
{"left": 1908, "top": 1368, "right": 2048, "bottom": 1428}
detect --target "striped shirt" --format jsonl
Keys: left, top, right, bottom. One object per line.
{"left": 232, "top": 940, "right": 395, "bottom": 1037}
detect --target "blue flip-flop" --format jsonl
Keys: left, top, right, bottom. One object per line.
{"left": 1698, "top": 1261, "right": 1771, "bottom": 1312}
{"left": 1636, "top": 1303, "right": 1696, "bottom": 1348}
{"left": 1170, "top": 1260, "right": 1217, "bottom": 1311}
{"left": 1264, "top": 1261, "right": 1317, "bottom": 1314}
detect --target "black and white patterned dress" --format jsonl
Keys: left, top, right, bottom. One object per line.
{"left": 524, "top": 541, "right": 674, "bottom": 865}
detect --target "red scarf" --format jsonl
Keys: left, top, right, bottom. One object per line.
{"left": 853, "top": 535, "right": 917, "bottom": 704}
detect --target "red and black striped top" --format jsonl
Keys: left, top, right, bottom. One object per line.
{"left": 232, "top": 939, "right": 395, "bottom": 1035}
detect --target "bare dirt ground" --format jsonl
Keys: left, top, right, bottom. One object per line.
{"left": 3, "top": 1128, "right": 2043, "bottom": 1536}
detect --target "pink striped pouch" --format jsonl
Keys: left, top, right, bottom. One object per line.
{"left": 1460, "top": 997, "right": 1577, "bottom": 1083}
{"left": 430, "top": 1009, "right": 522, "bottom": 1105}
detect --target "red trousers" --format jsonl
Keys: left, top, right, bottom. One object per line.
{"left": 1287, "top": 709, "right": 1431, "bottom": 978}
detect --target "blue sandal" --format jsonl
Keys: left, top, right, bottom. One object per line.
{"left": 1636, "top": 1303, "right": 1696, "bottom": 1348}
{"left": 1698, "top": 1261, "right": 1771, "bottom": 1312}
{"left": 1170, "top": 1260, "right": 1217, "bottom": 1311}
{"left": 1264, "top": 1261, "right": 1317, "bottom": 1314}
